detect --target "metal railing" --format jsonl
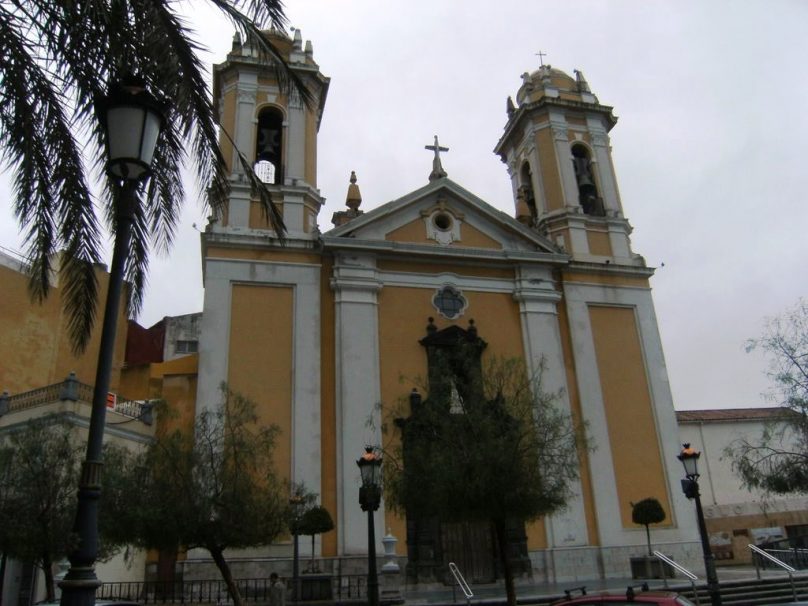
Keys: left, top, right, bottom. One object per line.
{"left": 0, "top": 374, "right": 150, "bottom": 422}
{"left": 98, "top": 574, "right": 369, "bottom": 605}
{"left": 652, "top": 551, "right": 700, "bottom": 606}
{"left": 749, "top": 544, "right": 798, "bottom": 602}
{"left": 448, "top": 562, "right": 473, "bottom": 606}
{"left": 755, "top": 534, "right": 808, "bottom": 570}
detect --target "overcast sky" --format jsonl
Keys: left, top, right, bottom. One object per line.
{"left": 1, "top": 0, "right": 805, "bottom": 410}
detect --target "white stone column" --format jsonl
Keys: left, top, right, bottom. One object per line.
{"left": 196, "top": 256, "right": 323, "bottom": 495}
{"left": 331, "top": 253, "right": 384, "bottom": 555}
{"left": 588, "top": 124, "right": 620, "bottom": 214}
{"left": 549, "top": 112, "right": 578, "bottom": 209}
{"left": 286, "top": 96, "right": 306, "bottom": 184}
{"left": 227, "top": 181, "right": 252, "bottom": 229}
{"left": 514, "top": 266, "right": 589, "bottom": 548}
{"left": 234, "top": 72, "right": 258, "bottom": 168}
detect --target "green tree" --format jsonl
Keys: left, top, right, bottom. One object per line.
{"left": 0, "top": 416, "right": 128, "bottom": 600}
{"left": 1, "top": 1, "right": 308, "bottom": 352}
{"left": 110, "top": 387, "right": 287, "bottom": 606}
{"left": 298, "top": 506, "right": 334, "bottom": 572}
{"left": 630, "top": 497, "right": 666, "bottom": 556}
{"left": 727, "top": 299, "right": 808, "bottom": 493}
{"left": 384, "top": 356, "right": 587, "bottom": 606}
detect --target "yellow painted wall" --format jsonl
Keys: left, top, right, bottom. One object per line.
{"left": 249, "top": 199, "right": 285, "bottom": 230}
{"left": 376, "top": 285, "right": 525, "bottom": 552}
{"left": 385, "top": 217, "right": 502, "bottom": 250}
{"left": 536, "top": 126, "right": 564, "bottom": 212}
{"left": 228, "top": 284, "right": 294, "bottom": 482}
{"left": 588, "top": 305, "right": 672, "bottom": 528}
{"left": 557, "top": 303, "right": 599, "bottom": 545}
{"left": 587, "top": 230, "right": 613, "bottom": 257}
{"left": 119, "top": 355, "right": 199, "bottom": 438}
{"left": 0, "top": 261, "right": 125, "bottom": 396}
{"left": 118, "top": 364, "right": 154, "bottom": 400}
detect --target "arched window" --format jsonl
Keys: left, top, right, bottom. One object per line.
{"left": 571, "top": 145, "right": 604, "bottom": 216}
{"left": 255, "top": 107, "right": 284, "bottom": 184}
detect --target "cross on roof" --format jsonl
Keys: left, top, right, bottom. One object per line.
{"left": 425, "top": 135, "right": 449, "bottom": 181}
{"left": 536, "top": 50, "right": 547, "bottom": 67}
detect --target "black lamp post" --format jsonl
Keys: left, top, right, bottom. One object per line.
{"left": 357, "top": 447, "right": 382, "bottom": 606}
{"left": 678, "top": 443, "right": 722, "bottom": 606}
{"left": 60, "top": 76, "right": 165, "bottom": 606}
{"left": 289, "top": 493, "right": 305, "bottom": 605}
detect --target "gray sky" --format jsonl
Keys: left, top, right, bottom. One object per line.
{"left": 1, "top": 0, "right": 805, "bottom": 410}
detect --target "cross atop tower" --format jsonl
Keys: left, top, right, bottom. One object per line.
{"left": 536, "top": 51, "right": 547, "bottom": 67}
{"left": 425, "top": 135, "right": 449, "bottom": 181}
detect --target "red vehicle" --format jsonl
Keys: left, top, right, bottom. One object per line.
{"left": 553, "top": 584, "right": 697, "bottom": 606}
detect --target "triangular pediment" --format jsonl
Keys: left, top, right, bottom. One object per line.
{"left": 323, "top": 178, "right": 563, "bottom": 260}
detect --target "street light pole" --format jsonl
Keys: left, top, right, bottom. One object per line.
{"left": 289, "top": 494, "right": 304, "bottom": 605}
{"left": 678, "top": 443, "right": 722, "bottom": 606}
{"left": 60, "top": 77, "right": 165, "bottom": 606}
{"left": 357, "top": 447, "right": 382, "bottom": 606}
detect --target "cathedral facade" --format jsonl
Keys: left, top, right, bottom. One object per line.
{"left": 194, "top": 29, "right": 702, "bottom": 581}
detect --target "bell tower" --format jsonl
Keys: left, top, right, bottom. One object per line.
{"left": 495, "top": 65, "right": 641, "bottom": 266}
{"left": 211, "top": 28, "right": 329, "bottom": 237}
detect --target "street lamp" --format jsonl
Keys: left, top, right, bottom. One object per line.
{"left": 678, "top": 443, "right": 722, "bottom": 606}
{"left": 357, "top": 447, "right": 382, "bottom": 606}
{"left": 289, "top": 493, "right": 305, "bottom": 605}
{"left": 60, "top": 76, "right": 165, "bottom": 606}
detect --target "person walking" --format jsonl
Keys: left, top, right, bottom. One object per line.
{"left": 269, "top": 573, "right": 286, "bottom": 606}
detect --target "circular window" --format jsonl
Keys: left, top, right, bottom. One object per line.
{"left": 433, "top": 212, "right": 453, "bottom": 231}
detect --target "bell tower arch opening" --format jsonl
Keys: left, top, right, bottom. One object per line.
{"left": 571, "top": 144, "right": 604, "bottom": 216}
{"left": 255, "top": 106, "right": 284, "bottom": 185}
{"left": 518, "top": 161, "right": 537, "bottom": 222}
{"left": 495, "top": 65, "right": 648, "bottom": 263}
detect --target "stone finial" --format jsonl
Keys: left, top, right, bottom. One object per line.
{"left": 507, "top": 96, "right": 516, "bottom": 118}
{"left": 305, "top": 40, "right": 313, "bottom": 57}
{"left": 59, "top": 371, "right": 79, "bottom": 401}
{"left": 292, "top": 27, "right": 303, "bottom": 51}
{"left": 574, "top": 69, "right": 591, "bottom": 93}
{"left": 382, "top": 530, "right": 400, "bottom": 572}
{"left": 540, "top": 64, "right": 553, "bottom": 85}
{"left": 331, "top": 171, "right": 365, "bottom": 227}
{"left": 346, "top": 170, "right": 362, "bottom": 211}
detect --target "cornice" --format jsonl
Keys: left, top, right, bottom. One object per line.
{"left": 320, "top": 236, "right": 569, "bottom": 266}
{"left": 494, "top": 97, "right": 617, "bottom": 158}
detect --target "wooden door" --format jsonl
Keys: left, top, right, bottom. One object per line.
{"left": 441, "top": 520, "right": 496, "bottom": 584}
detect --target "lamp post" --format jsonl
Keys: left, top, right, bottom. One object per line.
{"left": 678, "top": 443, "right": 722, "bottom": 606}
{"left": 289, "top": 493, "right": 305, "bottom": 605}
{"left": 60, "top": 76, "right": 165, "bottom": 606}
{"left": 357, "top": 447, "right": 382, "bottom": 606}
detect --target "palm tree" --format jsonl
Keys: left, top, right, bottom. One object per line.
{"left": 0, "top": 0, "right": 309, "bottom": 352}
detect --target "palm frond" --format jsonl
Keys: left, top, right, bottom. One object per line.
{"left": 0, "top": 0, "right": 305, "bottom": 351}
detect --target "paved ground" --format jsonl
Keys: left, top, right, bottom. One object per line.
{"left": 400, "top": 566, "right": 795, "bottom": 605}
